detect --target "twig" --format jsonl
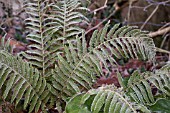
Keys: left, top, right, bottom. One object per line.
{"left": 85, "top": 9, "right": 117, "bottom": 34}
{"left": 127, "top": 1, "right": 133, "bottom": 24}
{"left": 91, "top": 0, "right": 108, "bottom": 14}
{"left": 86, "top": 1, "right": 133, "bottom": 35}
{"left": 156, "top": 47, "right": 170, "bottom": 54}
{"left": 159, "top": 22, "right": 170, "bottom": 30}
{"left": 140, "top": 5, "right": 159, "bottom": 30}
{"left": 160, "top": 34, "right": 169, "bottom": 48}
{"left": 149, "top": 26, "right": 170, "bottom": 37}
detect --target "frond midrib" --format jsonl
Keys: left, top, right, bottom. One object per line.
{"left": 38, "top": 0, "right": 46, "bottom": 76}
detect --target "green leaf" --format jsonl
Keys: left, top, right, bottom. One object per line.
{"left": 149, "top": 98, "right": 170, "bottom": 113}
{"left": 66, "top": 94, "right": 91, "bottom": 113}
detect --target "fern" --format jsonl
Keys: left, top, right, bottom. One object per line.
{"left": 161, "top": 63, "right": 170, "bottom": 71}
{"left": 52, "top": 24, "right": 156, "bottom": 101}
{"left": 126, "top": 71, "right": 155, "bottom": 105}
{"left": 0, "top": 51, "right": 50, "bottom": 113}
{"left": 66, "top": 64, "right": 170, "bottom": 113}
{"left": 127, "top": 64, "right": 170, "bottom": 105}
{"left": 66, "top": 85, "right": 151, "bottom": 113}
{"left": 0, "top": 0, "right": 169, "bottom": 112}
{"left": 23, "top": 0, "right": 58, "bottom": 76}
{"left": 47, "top": 0, "right": 89, "bottom": 41}
{"left": 150, "top": 68, "right": 170, "bottom": 96}
{"left": 23, "top": 0, "right": 88, "bottom": 76}
{"left": 0, "top": 34, "right": 12, "bottom": 52}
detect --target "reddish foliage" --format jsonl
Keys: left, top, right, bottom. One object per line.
{"left": 94, "top": 76, "right": 119, "bottom": 88}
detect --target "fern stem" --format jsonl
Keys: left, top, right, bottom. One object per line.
{"left": 38, "top": 0, "right": 45, "bottom": 76}
{"left": 63, "top": 0, "right": 66, "bottom": 40}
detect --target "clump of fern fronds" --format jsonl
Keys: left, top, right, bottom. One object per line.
{"left": 1, "top": 0, "right": 169, "bottom": 113}
{"left": 23, "top": 0, "right": 88, "bottom": 76}
{"left": 52, "top": 23, "right": 156, "bottom": 101}
{"left": 65, "top": 63, "right": 170, "bottom": 113}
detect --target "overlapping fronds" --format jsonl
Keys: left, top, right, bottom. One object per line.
{"left": 66, "top": 85, "right": 150, "bottom": 113}
{"left": 127, "top": 64, "right": 170, "bottom": 105}
{"left": 152, "top": 68, "right": 170, "bottom": 96}
{"left": 52, "top": 24, "right": 156, "bottom": 100}
{"left": 126, "top": 71, "right": 155, "bottom": 105}
{"left": 23, "top": 0, "right": 58, "bottom": 76}
{"left": 0, "top": 51, "right": 50, "bottom": 113}
{"left": 47, "top": 0, "right": 89, "bottom": 41}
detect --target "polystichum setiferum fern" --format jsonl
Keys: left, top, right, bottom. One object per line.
{"left": 22, "top": 0, "right": 55, "bottom": 76}
{"left": 66, "top": 85, "right": 151, "bottom": 113}
{"left": 48, "top": 0, "right": 89, "bottom": 41}
{"left": 0, "top": 0, "right": 170, "bottom": 113}
{"left": 52, "top": 23, "right": 156, "bottom": 101}
{"left": 22, "top": 0, "right": 88, "bottom": 76}
{"left": 65, "top": 64, "right": 170, "bottom": 113}
{"left": 0, "top": 51, "right": 50, "bottom": 113}
{"left": 126, "top": 68, "right": 170, "bottom": 105}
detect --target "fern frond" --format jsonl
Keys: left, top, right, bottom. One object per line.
{"left": 23, "top": 0, "right": 58, "bottom": 76}
{"left": 66, "top": 85, "right": 151, "bottom": 113}
{"left": 0, "top": 51, "right": 50, "bottom": 113}
{"left": 0, "top": 34, "right": 12, "bottom": 52}
{"left": 52, "top": 24, "right": 156, "bottom": 100}
{"left": 48, "top": 0, "right": 89, "bottom": 41}
{"left": 127, "top": 71, "right": 155, "bottom": 105}
{"left": 160, "top": 63, "right": 170, "bottom": 71}
{"left": 127, "top": 64, "right": 170, "bottom": 105}
{"left": 151, "top": 64, "right": 170, "bottom": 96}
